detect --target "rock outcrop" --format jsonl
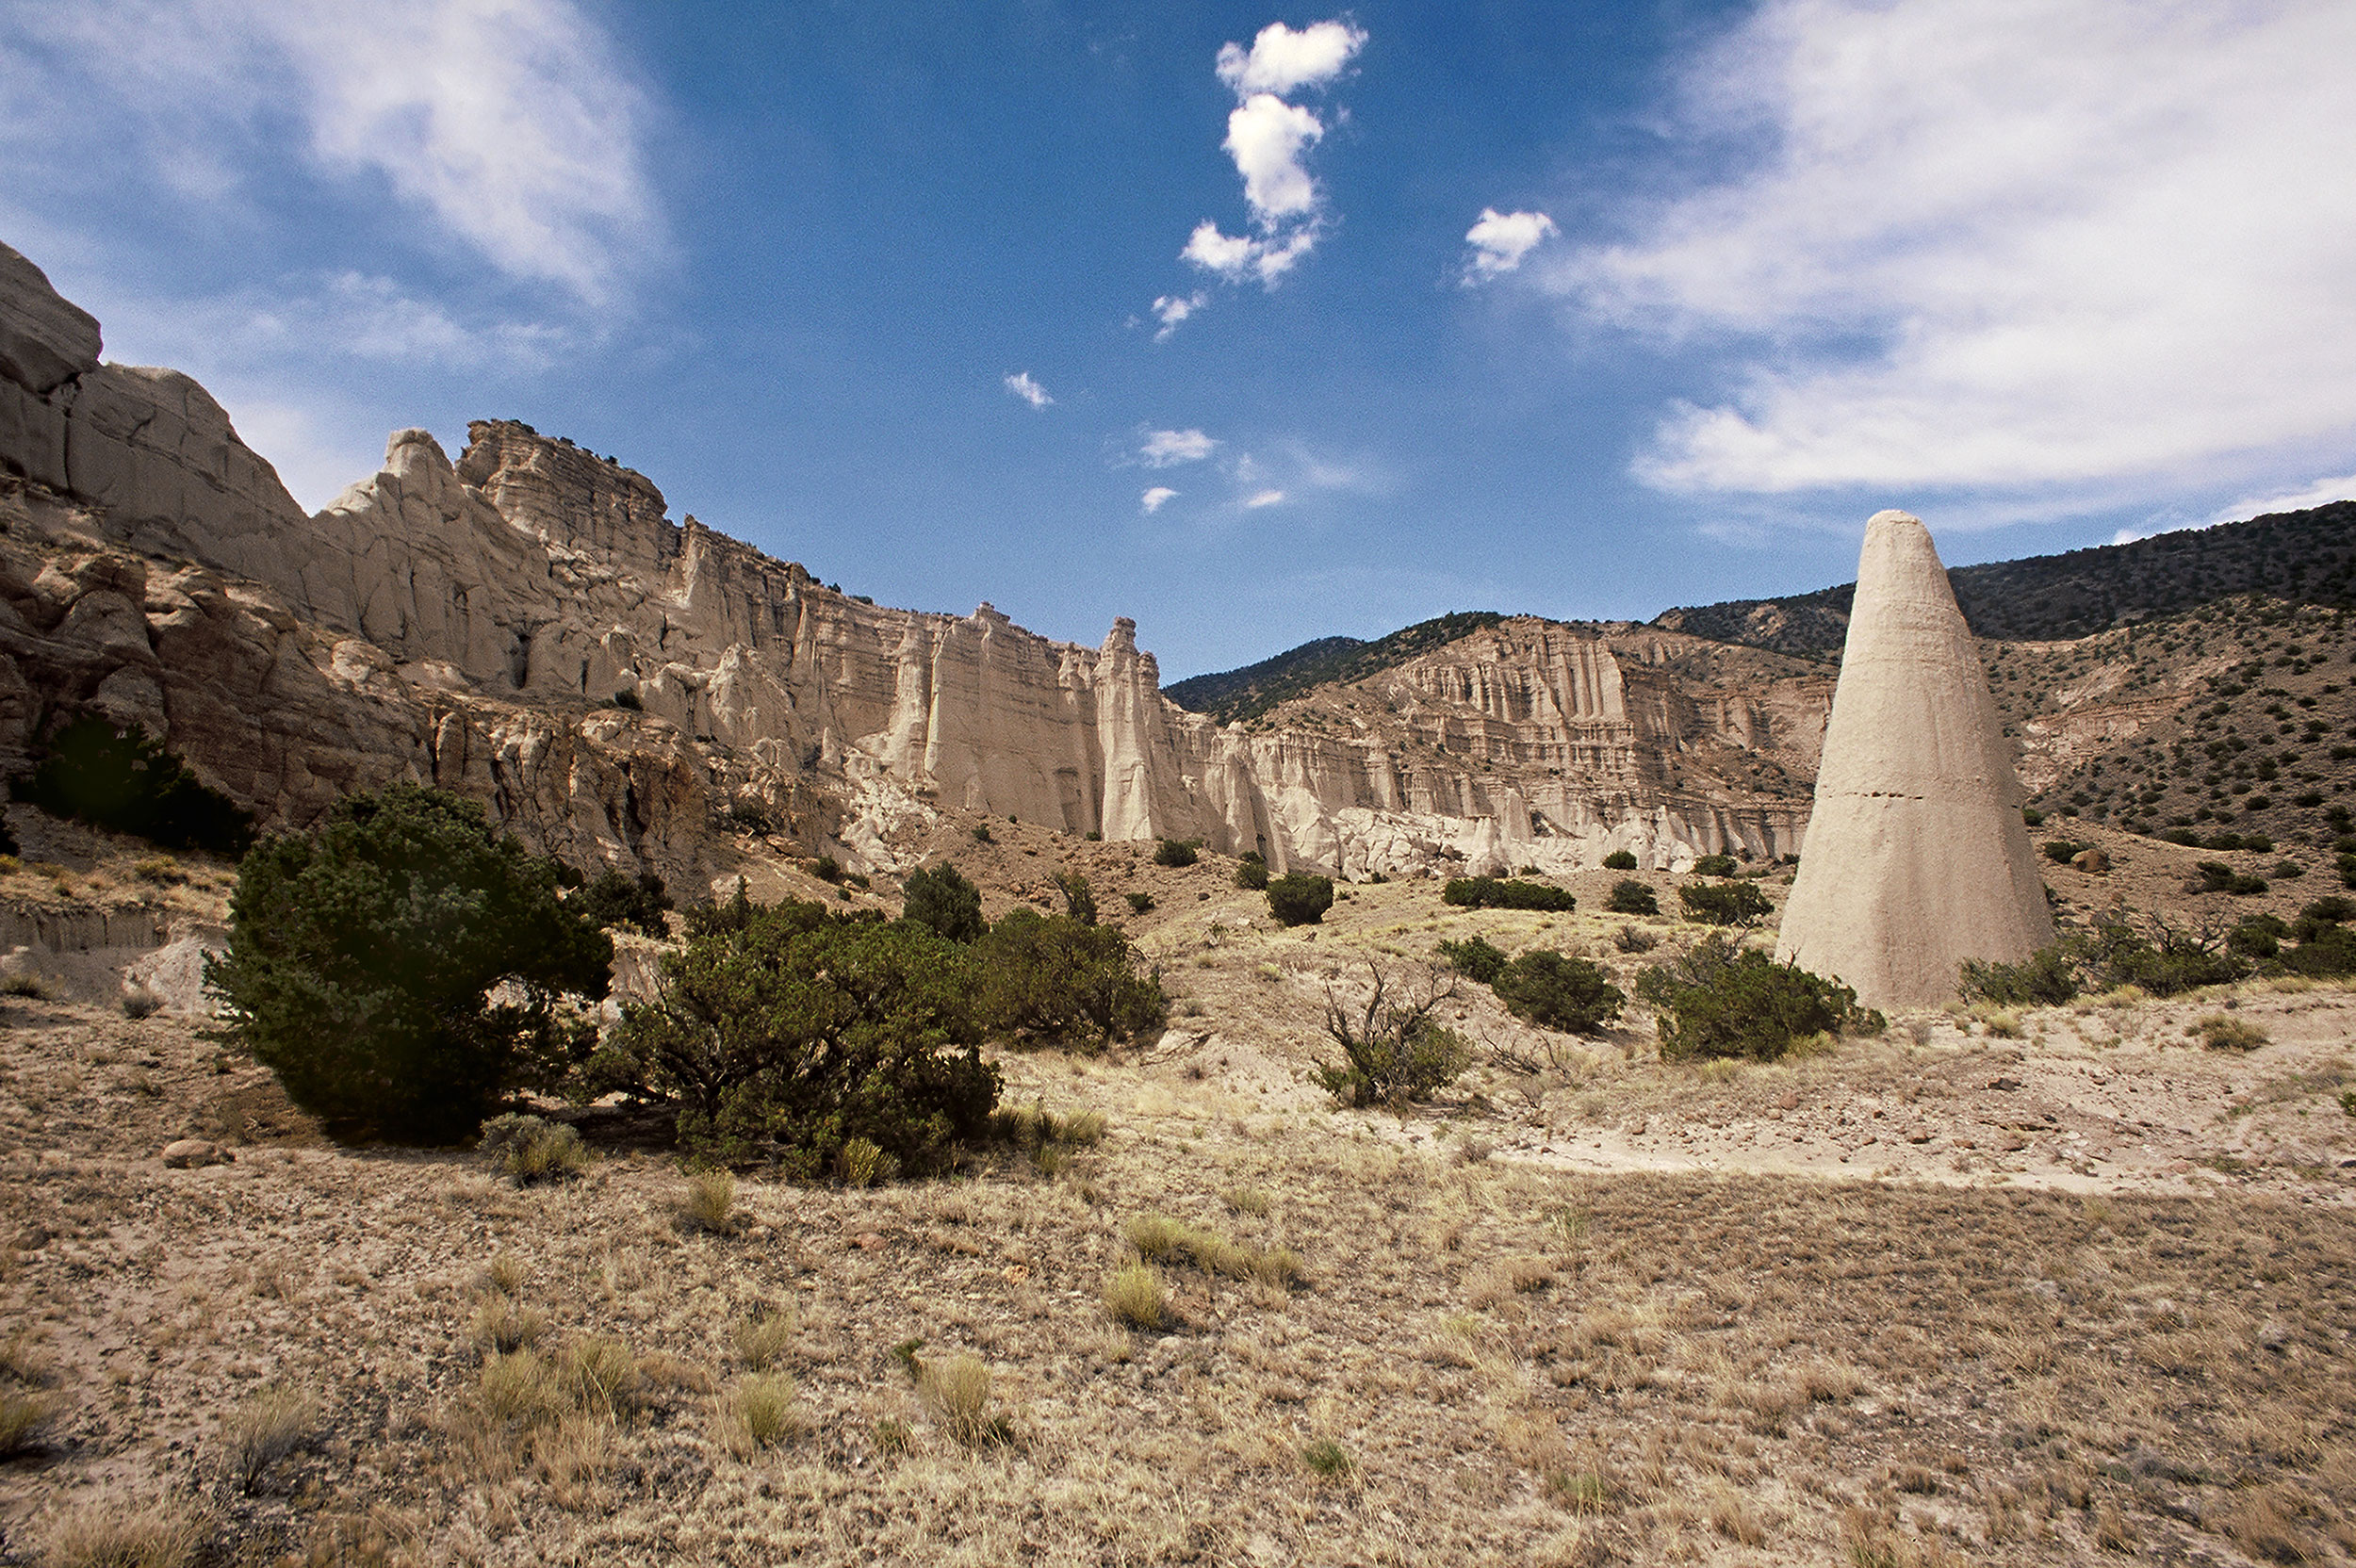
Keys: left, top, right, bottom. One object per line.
{"left": 0, "top": 237, "right": 1838, "bottom": 884}
{"left": 1775, "top": 511, "right": 2053, "bottom": 1008}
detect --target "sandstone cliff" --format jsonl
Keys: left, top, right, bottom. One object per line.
{"left": 0, "top": 239, "right": 1836, "bottom": 885}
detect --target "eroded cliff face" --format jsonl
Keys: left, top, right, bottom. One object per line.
{"left": 0, "top": 238, "right": 1833, "bottom": 883}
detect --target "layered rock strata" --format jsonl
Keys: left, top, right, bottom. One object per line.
{"left": 1775, "top": 511, "right": 2053, "bottom": 1008}
{"left": 0, "top": 239, "right": 1832, "bottom": 882}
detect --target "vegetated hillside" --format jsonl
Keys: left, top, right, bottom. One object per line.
{"left": 1654, "top": 499, "right": 2356, "bottom": 656}
{"left": 1165, "top": 612, "right": 1507, "bottom": 725}
{"left": 1985, "top": 593, "right": 2356, "bottom": 855}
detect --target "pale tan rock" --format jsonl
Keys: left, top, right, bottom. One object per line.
{"left": 2072, "top": 846, "right": 2110, "bottom": 874}
{"left": 0, "top": 242, "right": 101, "bottom": 394}
{"left": 1775, "top": 511, "right": 2053, "bottom": 1007}
{"left": 161, "top": 1138, "right": 231, "bottom": 1168}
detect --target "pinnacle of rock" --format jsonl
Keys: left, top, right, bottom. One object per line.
{"left": 1775, "top": 510, "right": 2053, "bottom": 1008}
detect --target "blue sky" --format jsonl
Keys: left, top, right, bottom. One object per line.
{"left": 4, "top": 1, "right": 2353, "bottom": 679}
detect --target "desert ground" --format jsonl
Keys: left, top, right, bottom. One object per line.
{"left": 3, "top": 818, "right": 2353, "bottom": 1566}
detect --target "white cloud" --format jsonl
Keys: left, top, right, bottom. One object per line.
{"left": 1166, "top": 17, "right": 1360, "bottom": 305}
{"left": 1, "top": 0, "right": 662, "bottom": 306}
{"left": 1243, "top": 488, "right": 1288, "bottom": 509}
{"left": 1464, "top": 207, "right": 1558, "bottom": 280}
{"left": 1215, "top": 20, "right": 1366, "bottom": 98}
{"left": 1140, "top": 486, "right": 1178, "bottom": 513}
{"left": 2209, "top": 472, "right": 2356, "bottom": 525}
{"left": 1004, "top": 371, "right": 1054, "bottom": 408}
{"left": 1140, "top": 428, "right": 1219, "bottom": 466}
{"left": 1550, "top": 0, "right": 2356, "bottom": 507}
{"left": 1152, "top": 292, "right": 1207, "bottom": 341}
{"left": 1223, "top": 94, "right": 1324, "bottom": 222}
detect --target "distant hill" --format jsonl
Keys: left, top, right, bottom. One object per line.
{"left": 1164, "top": 612, "right": 1508, "bottom": 725}
{"left": 1652, "top": 500, "right": 2356, "bottom": 655}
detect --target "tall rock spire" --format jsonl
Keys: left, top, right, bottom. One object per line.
{"left": 1775, "top": 510, "right": 2053, "bottom": 1007}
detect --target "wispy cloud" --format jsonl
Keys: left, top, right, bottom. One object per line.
{"left": 2208, "top": 472, "right": 2356, "bottom": 526}
{"left": 1548, "top": 0, "right": 2356, "bottom": 509}
{"left": 0, "top": 0, "right": 663, "bottom": 307}
{"left": 1139, "top": 428, "right": 1218, "bottom": 466}
{"left": 1243, "top": 488, "right": 1287, "bottom": 509}
{"left": 1464, "top": 208, "right": 1557, "bottom": 281}
{"left": 1163, "top": 18, "right": 1365, "bottom": 318}
{"left": 1140, "top": 486, "right": 1178, "bottom": 513}
{"left": 1151, "top": 292, "right": 1207, "bottom": 341}
{"left": 1004, "top": 371, "right": 1054, "bottom": 408}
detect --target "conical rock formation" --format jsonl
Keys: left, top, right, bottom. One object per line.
{"left": 1775, "top": 511, "right": 2053, "bottom": 1007}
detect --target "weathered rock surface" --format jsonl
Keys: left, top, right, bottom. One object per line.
{"left": 1775, "top": 511, "right": 2053, "bottom": 1008}
{"left": 0, "top": 238, "right": 1838, "bottom": 883}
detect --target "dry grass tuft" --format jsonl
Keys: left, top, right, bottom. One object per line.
{"left": 1104, "top": 1264, "right": 1170, "bottom": 1331}
{"left": 1124, "top": 1212, "right": 1301, "bottom": 1288}
{"left": 2195, "top": 1013, "right": 2269, "bottom": 1051}
{"left": 919, "top": 1353, "right": 1014, "bottom": 1447}
{"left": 557, "top": 1336, "right": 640, "bottom": 1419}
{"left": 724, "top": 1372, "right": 802, "bottom": 1454}
{"left": 469, "top": 1293, "right": 546, "bottom": 1355}
{"left": 43, "top": 1499, "right": 205, "bottom": 1568}
{"left": 0, "top": 1386, "right": 55, "bottom": 1455}
{"left": 683, "top": 1168, "right": 738, "bottom": 1233}
{"left": 225, "top": 1383, "right": 318, "bottom": 1493}
{"left": 1220, "top": 1184, "right": 1272, "bottom": 1217}
{"left": 1301, "top": 1437, "right": 1357, "bottom": 1480}
{"left": 731, "top": 1305, "right": 799, "bottom": 1369}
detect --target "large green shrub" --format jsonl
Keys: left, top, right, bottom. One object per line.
{"left": 972, "top": 907, "right": 1165, "bottom": 1048}
{"left": 1602, "top": 849, "right": 1638, "bottom": 872}
{"left": 587, "top": 898, "right": 999, "bottom": 1174}
{"left": 1689, "top": 853, "right": 1738, "bottom": 877}
{"left": 1440, "top": 876, "right": 1576, "bottom": 912}
{"left": 902, "top": 862, "right": 986, "bottom": 943}
{"left": 1677, "top": 880, "right": 1773, "bottom": 926}
{"left": 1235, "top": 852, "right": 1269, "bottom": 890}
{"left": 2077, "top": 906, "right": 2244, "bottom": 995}
{"left": 206, "top": 784, "right": 613, "bottom": 1142}
{"left": 1492, "top": 951, "right": 1624, "bottom": 1034}
{"left": 1637, "top": 935, "right": 1880, "bottom": 1061}
{"left": 17, "top": 715, "right": 254, "bottom": 855}
{"left": 1435, "top": 935, "right": 1507, "bottom": 984}
{"left": 1153, "top": 838, "right": 1202, "bottom": 868}
{"left": 1605, "top": 879, "right": 1659, "bottom": 916}
{"left": 1267, "top": 873, "right": 1334, "bottom": 926}
{"left": 572, "top": 869, "right": 674, "bottom": 938}
{"left": 1956, "top": 944, "right": 2081, "bottom": 1006}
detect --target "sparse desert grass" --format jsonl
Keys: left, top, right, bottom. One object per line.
{"left": 1124, "top": 1212, "right": 1302, "bottom": 1288}
{"left": 0, "top": 1386, "right": 53, "bottom": 1455}
{"left": 468, "top": 1292, "right": 546, "bottom": 1355}
{"left": 41, "top": 1499, "right": 205, "bottom": 1568}
{"left": 723, "top": 1372, "right": 801, "bottom": 1454}
{"left": 731, "top": 1304, "right": 799, "bottom": 1369}
{"left": 918, "top": 1352, "right": 1014, "bottom": 1447}
{"left": 2195, "top": 1012, "right": 2270, "bottom": 1051}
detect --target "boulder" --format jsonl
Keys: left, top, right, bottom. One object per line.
{"left": 1775, "top": 511, "right": 2053, "bottom": 1007}
{"left": 160, "top": 1138, "right": 232, "bottom": 1168}
{"left": 2071, "top": 846, "right": 2110, "bottom": 874}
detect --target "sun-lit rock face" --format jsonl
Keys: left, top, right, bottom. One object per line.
{"left": 1775, "top": 510, "right": 2054, "bottom": 1008}
{"left": 0, "top": 237, "right": 1831, "bottom": 882}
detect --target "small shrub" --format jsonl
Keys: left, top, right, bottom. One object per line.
{"left": 1301, "top": 1437, "right": 1356, "bottom": 1478}
{"left": 477, "top": 1113, "right": 588, "bottom": 1184}
{"left": 2195, "top": 1014, "right": 2268, "bottom": 1052}
{"left": 684, "top": 1169, "right": 738, "bottom": 1233}
{"left": 1234, "top": 854, "right": 1269, "bottom": 890}
{"left": 2041, "top": 839, "right": 2088, "bottom": 864}
{"left": 1957, "top": 944, "right": 2080, "bottom": 1006}
{"left": 2192, "top": 859, "right": 2268, "bottom": 896}
{"left": 1638, "top": 935, "right": 1882, "bottom": 1061}
{"left": 1267, "top": 873, "right": 1334, "bottom": 926}
{"left": 1441, "top": 876, "right": 1576, "bottom": 912}
{"left": 1153, "top": 838, "right": 1201, "bottom": 868}
{"left": 226, "top": 1383, "right": 317, "bottom": 1494}
{"left": 131, "top": 856, "right": 186, "bottom": 886}
{"left": 1435, "top": 935, "right": 1508, "bottom": 983}
{"left": 1677, "top": 880, "right": 1773, "bottom": 926}
{"left": 1966, "top": 1003, "right": 2022, "bottom": 1037}
{"left": 1124, "top": 890, "right": 1154, "bottom": 914}
{"left": 1491, "top": 951, "right": 1624, "bottom": 1033}
{"left": 1602, "top": 849, "right": 1638, "bottom": 871}
{"left": 733, "top": 1306, "right": 800, "bottom": 1369}
{"left": 1313, "top": 965, "right": 1468, "bottom": 1106}
{"left": 1605, "top": 879, "right": 1659, "bottom": 916}
{"left": 1612, "top": 923, "right": 1660, "bottom": 954}
{"left": 1690, "top": 853, "right": 1738, "bottom": 876}
{"left": 835, "top": 1136, "right": 893, "bottom": 1187}
{"left": 902, "top": 862, "right": 986, "bottom": 943}
{"left": 1104, "top": 1265, "right": 1170, "bottom": 1330}
{"left": 973, "top": 907, "right": 1166, "bottom": 1048}
{"left": 1055, "top": 872, "right": 1097, "bottom": 925}
{"left": 120, "top": 985, "right": 163, "bottom": 1020}
{"left": 971, "top": 824, "right": 993, "bottom": 843}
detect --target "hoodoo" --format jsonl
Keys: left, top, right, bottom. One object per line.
{"left": 1775, "top": 510, "right": 2053, "bottom": 1008}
